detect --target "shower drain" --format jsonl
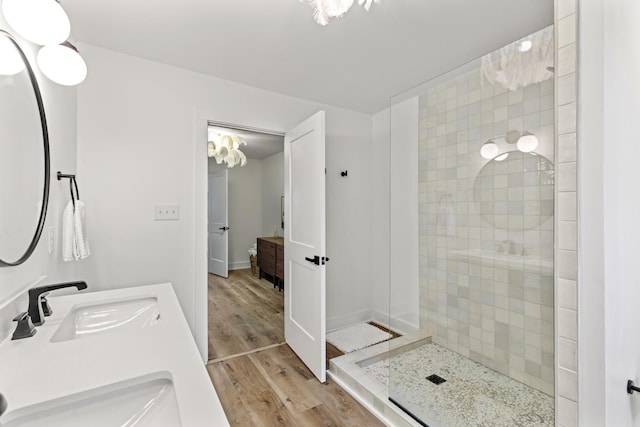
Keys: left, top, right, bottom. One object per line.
{"left": 426, "top": 374, "right": 446, "bottom": 385}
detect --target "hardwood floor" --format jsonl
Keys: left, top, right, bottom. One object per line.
{"left": 208, "top": 269, "right": 285, "bottom": 361}
{"left": 207, "top": 269, "right": 385, "bottom": 426}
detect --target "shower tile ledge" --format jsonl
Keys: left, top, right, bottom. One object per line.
{"left": 328, "top": 330, "right": 431, "bottom": 427}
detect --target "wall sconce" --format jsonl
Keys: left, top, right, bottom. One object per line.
{"left": 2, "top": 0, "right": 69, "bottom": 45}
{"left": 37, "top": 41, "right": 86, "bottom": 86}
{"left": 480, "top": 130, "right": 539, "bottom": 160}
{"left": 1, "top": 0, "right": 87, "bottom": 86}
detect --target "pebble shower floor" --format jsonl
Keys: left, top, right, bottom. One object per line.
{"left": 364, "top": 343, "right": 554, "bottom": 427}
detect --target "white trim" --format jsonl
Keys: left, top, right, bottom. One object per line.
{"left": 326, "top": 309, "right": 373, "bottom": 332}
{"left": 228, "top": 261, "right": 250, "bottom": 270}
{"left": 371, "top": 310, "right": 419, "bottom": 337}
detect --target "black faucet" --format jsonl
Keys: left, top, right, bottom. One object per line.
{"left": 28, "top": 281, "right": 88, "bottom": 326}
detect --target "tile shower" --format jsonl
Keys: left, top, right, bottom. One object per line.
{"left": 387, "top": 26, "right": 556, "bottom": 426}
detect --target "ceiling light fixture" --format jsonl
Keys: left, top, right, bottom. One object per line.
{"left": 2, "top": 0, "right": 70, "bottom": 45}
{"left": 208, "top": 132, "right": 247, "bottom": 168}
{"left": 37, "top": 41, "right": 87, "bottom": 86}
{"left": 301, "top": 0, "right": 380, "bottom": 26}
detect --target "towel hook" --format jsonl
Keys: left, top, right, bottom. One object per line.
{"left": 57, "top": 171, "right": 80, "bottom": 208}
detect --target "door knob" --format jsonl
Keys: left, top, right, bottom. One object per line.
{"left": 219, "top": 226, "right": 230, "bottom": 231}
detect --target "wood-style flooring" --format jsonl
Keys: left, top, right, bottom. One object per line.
{"left": 206, "top": 269, "right": 385, "bottom": 426}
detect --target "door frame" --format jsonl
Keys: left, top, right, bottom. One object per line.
{"left": 193, "top": 111, "right": 289, "bottom": 362}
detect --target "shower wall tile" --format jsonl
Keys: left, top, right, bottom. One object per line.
{"left": 558, "top": 133, "right": 577, "bottom": 162}
{"left": 558, "top": 44, "right": 576, "bottom": 76}
{"left": 558, "top": 367, "right": 578, "bottom": 401}
{"left": 558, "top": 14, "right": 577, "bottom": 48}
{"left": 558, "top": 221, "right": 577, "bottom": 250}
{"left": 558, "top": 396, "right": 578, "bottom": 427}
{"left": 558, "top": 192, "right": 577, "bottom": 221}
{"left": 558, "top": 337, "right": 577, "bottom": 371}
{"left": 554, "top": 3, "right": 579, "bottom": 420}
{"left": 558, "top": 278, "right": 577, "bottom": 310}
{"left": 558, "top": 74, "right": 577, "bottom": 106}
{"left": 558, "top": 308, "right": 577, "bottom": 341}
{"left": 557, "top": 0, "right": 576, "bottom": 19}
{"left": 418, "top": 33, "right": 555, "bottom": 395}
{"left": 558, "top": 103, "right": 577, "bottom": 134}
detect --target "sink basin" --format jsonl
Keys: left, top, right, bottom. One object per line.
{"left": 51, "top": 297, "right": 160, "bottom": 343}
{"left": 1, "top": 373, "right": 181, "bottom": 427}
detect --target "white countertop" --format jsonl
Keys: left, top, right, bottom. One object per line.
{"left": 0, "top": 283, "right": 229, "bottom": 426}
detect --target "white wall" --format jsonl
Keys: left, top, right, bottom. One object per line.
{"left": 261, "top": 152, "right": 284, "bottom": 238}
{"left": 370, "top": 99, "right": 420, "bottom": 334}
{"left": 371, "top": 108, "right": 391, "bottom": 327}
{"left": 600, "top": 0, "right": 640, "bottom": 424}
{"left": 579, "top": 0, "right": 640, "bottom": 425}
{"left": 75, "top": 44, "right": 373, "bottom": 358}
{"left": 0, "top": 21, "right": 79, "bottom": 340}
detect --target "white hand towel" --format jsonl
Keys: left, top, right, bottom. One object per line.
{"left": 62, "top": 200, "right": 90, "bottom": 262}
{"left": 62, "top": 201, "right": 74, "bottom": 262}
{"left": 73, "top": 200, "right": 90, "bottom": 260}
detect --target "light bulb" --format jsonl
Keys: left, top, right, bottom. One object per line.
{"left": 480, "top": 140, "right": 499, "bottom": 159}
{"left": 519, "top": 40, "right": 532, "bottom": 52}
{"left": 495, "top": 153, "right": 510, "bottom": 162}
{"left": 2, "top": 0, "right": 70, "bottom": 45}
{"left": 0, "top": 36, "right": 25, "bottom": 75}
{"left": 517, "top": 131, "right": 538, "bottom": 153}
{"left": 37, "top": 43, "right": 87, "bottom": 86}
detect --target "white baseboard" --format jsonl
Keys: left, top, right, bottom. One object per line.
{"left": 228, "top": 260, "right": 250, "bottom": 270}
{"left": 371, "top": 310, "right": 419, "bottom": 336}
{"left": 327, "top": 309, "right": 373, "bottom": 332}
{"left": 327, "top": 309, "right": 420, "bottom": 336}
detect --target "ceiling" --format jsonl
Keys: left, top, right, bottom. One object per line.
{"left": 63, "top": 0, "right": 553, "bottom": 114}
{"left": 208, "top": 125, "right": 284, "bottom": 160}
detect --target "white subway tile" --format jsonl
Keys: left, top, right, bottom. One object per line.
{"left": 558, "top": 308, "right": 578, "bottom": 341}
{"left": 558, "top": 337, "right": 578, "bottom": 371}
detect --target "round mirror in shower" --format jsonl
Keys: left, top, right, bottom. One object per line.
{"left": 0, "top": 30, "right": 50, "bottom": 267}
{"left": 473, "top": 151, "right": 554, "bottom": 230}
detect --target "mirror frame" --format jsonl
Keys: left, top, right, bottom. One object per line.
{"left": 0, "top": 30, "right": 50, "bottom": 267}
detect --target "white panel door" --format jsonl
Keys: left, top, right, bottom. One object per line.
{"left": 284, "top": 111, "right": 327, "bottom": 383}
{"left": 208, "top": 170, "right": 228, "bottom": 278}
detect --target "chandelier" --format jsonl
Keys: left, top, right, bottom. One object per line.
{"left": 301, "top": 0, "right": 380, "bottom": 26}
{"left": 208, "top": 132, "right": 247, "bottom": 168}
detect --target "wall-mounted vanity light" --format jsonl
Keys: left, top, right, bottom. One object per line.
{"left": 480, "top": 130, "right": 539, "bottom": 160}
{"left": 37, "top": 41, "right": 86, "bottom": 86}
{"left": 1, "top": 0, "right": 86, "bottom": 86}
{"left": 2, "top": 0, "right": 69, "bottom": 45}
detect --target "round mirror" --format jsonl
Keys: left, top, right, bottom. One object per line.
{"left": 0, "top": 30, "right": 50, "bottom": 267}
{"left": 473, "top": 151, "right": 554, "bottom": 230}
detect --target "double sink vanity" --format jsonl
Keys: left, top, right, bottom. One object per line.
{"left": 0, "top": 27, "right": 228, "bottom": 427}
{"left": 0, "top": 283, "right": 229, "bottom": 426}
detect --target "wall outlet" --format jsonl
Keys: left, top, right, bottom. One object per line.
{"left": 154, "top": 204, "right": 180, "bottom": 221}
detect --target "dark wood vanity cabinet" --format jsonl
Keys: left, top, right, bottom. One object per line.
{"left": 257, "top": 237, "right": 284, "bottom": 290}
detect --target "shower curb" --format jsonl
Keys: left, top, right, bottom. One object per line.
{"left": 328, "top": 331, "right": 432, "bottom": 427}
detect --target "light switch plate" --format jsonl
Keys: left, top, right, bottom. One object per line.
{"left": 154, "top": 204, "right": 180, "bottom": 221}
